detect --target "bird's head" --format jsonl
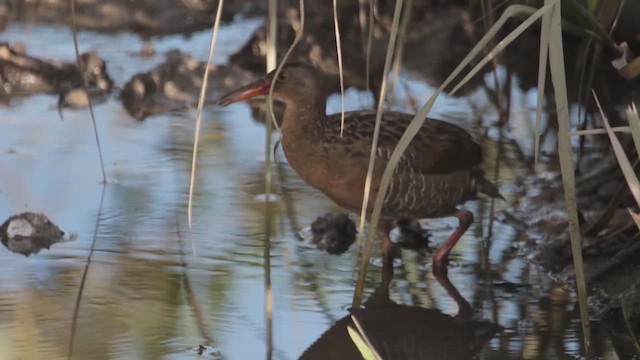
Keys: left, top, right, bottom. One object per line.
{"left": 217, "top": 62, "right": 322, "bottom": 108}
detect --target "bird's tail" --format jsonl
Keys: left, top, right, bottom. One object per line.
{"left": 473, "top": 169, "right": 505, "bottom": 200}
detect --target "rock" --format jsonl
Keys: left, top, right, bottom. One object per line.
{"left": 0, "top": 212, "right": 73, "bottom": 256}
{"left": 0, "top": 44, "right": 113, "bottom": 106}
{"left": 310, "top": 213, "right": 357, "bottom": 255}
{"left": 120, "top": 50, "right": 255, "bottom": 120}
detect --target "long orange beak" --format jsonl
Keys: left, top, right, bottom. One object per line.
{"left": 217, "top": 79, "right": 271, "bottom": 106}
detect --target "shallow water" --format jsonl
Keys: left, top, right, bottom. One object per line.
{"left": 0, "top": 21, "right": 622, "bottom": 360}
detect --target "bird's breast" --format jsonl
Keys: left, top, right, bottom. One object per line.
{"left": 281, "top": 136, "right": 369, "bottom": 212}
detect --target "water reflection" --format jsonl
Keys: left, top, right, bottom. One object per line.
{"left": 300, "top": 263, "right": 502, "bottom": 359}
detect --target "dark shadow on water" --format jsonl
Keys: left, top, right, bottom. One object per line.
{"left": 299, "top": 261, "right": 503, "bottom": 359}
{"left": 68, "top": 186, "right": 105, "bottom": 360}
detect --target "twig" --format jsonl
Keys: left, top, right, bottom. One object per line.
{"left": 70, "top": 0, "right": 107, "bottom": 184}
{"left": 188, "top": 0, "right": 226, "bottom": 241}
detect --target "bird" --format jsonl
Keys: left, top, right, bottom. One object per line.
{"left": 217, "top": 61, "right": 502, "bottom": 270}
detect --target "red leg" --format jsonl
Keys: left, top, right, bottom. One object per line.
{"left": 433, "top": 209, "right": 474, "bottom": 269}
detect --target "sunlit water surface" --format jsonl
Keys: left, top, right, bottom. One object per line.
{"left": 0, "top": 21, "right": 619, "bottom": 360}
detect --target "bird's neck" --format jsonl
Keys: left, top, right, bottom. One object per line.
{"left": 281, "top": 98, "right": 327, "bottom": 136}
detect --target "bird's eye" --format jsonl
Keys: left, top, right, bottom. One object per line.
{"left": 277, "top": 72, "right": 287, "bottom": 82}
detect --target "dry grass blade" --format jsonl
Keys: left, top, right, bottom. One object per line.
{"left": 534, "top": 7, "right": 552, "bottom": 165}
{"left": 174, "top": 216, "right": 217, "bottom": 347}
{"left": 70, "top": 0, "right": 107, "bottom": 184}
{"left": 347, "top": 327, "right": 379, "bottom": 360}
{"left": 627, "top": 103, "right": 640, "bottom": 162}
{"left": 358, "top": 0, "right": 368, "bottom": 56}
{"left": 365, "top": 0, "right": 374, "bottom": 95}
{"left": 352, "top": 2, "right": 558, "bottom": 307}
{"left": 353, "top": 0, "right": 404, "bottom": 308}
{"left": 67, "top": 187, "right": 106, "bottom": 360}
{"left": 564, "top": 0, "right": 618, "bottom": 50}
{"left": 621, "top": 299, "right": 640, "bottom": 356}
{"left": 629, "top": 209, "right": 640, "bottom": 232}
{"left": 387, "top": 0, "right": 413, "bottom": 103}
{"left": 596, "top": 96, "right": 640, "bottom": 206}
{"left": 572, "top": 126, "right": 630, "bottom": 136}
{"left": 187, "top": 0, "right": 226, "bottom": 237}
{"left": 348, "top": 315, "right": 383, "bottom": 360}
{"left": 332, "top": 0, "right": 346, "bottom": 136}
{"left": 266, "top": 0, "right": 277, "bottom": 72}
{"left": 267, "top": 0, "right": 305, "bottom": 126}
{"left": 263, "top": 2, "right": 305, "bottom": 357}
{"left": 263, "top": 1, "right": 279, "bottom": 358}
{"left": 449, "top": 3, "right": 557, "bottom": 96}
{"left": 548, "top": 1, "right": 590, "bottom": 353}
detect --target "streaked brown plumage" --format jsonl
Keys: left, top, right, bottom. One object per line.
{"left": 218, "top": 62, "right": 502, "bottom": 269}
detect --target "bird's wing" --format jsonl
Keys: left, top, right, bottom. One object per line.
{"left": 324, "top": 110, "right": 483, "bottom": 174}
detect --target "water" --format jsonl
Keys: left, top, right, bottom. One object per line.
{"left": 0, "top": 21, "right": 621, "bottom": 360}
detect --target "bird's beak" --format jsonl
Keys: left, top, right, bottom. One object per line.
{"left": 217, "top": 78, "right": 272, "bottom": 106}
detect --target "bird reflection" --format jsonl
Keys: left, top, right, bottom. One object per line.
{"left": 299, "top": 251, "right": 502, "bottom": 359}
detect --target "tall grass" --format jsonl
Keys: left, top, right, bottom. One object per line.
{"left": 263, "top": 0, "right": 279, "bottom": 357}
{"left": 594, "top": 98, "right": 640, "bottom": 228}
{"left": 353, "top": 0, "right": 405, "bottom": 308}
{"left": 67, "top": 4, "right": 108, "bottom": 357}
{"left": 70, "top": 0, "right": 106, "bottom": 184}
{"left": 188, "top": 0, "right": 226, "bottom": 235}
{"left": 264, "top": 1, "right": 307, "bottom": 358}
{"left": 348, "top": 0, "right": 610, "bottom": 355}
{"left": 353, "top": 2, "right": 559, "bottom": 306}
{"left": 546, "top": 2, "right": 591, "bottom": 353}
{"left": 332, "top": 0, "right": 346, "bottom": 136}
{"left": 348, "top": 315, "right": 383, "bottom": 360}
{"left": 67, "top": 187, "right": 106, "bottom": 360}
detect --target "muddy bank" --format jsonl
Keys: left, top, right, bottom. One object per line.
{"left": 505, "top": 148, "right": 640, "bottom": 351}
{"left": 0, "top": 0, "right": 265, "bottom": 37}
{"left": 0, "top": 42, "right": 112, "bottom": 110}
{"left": 227, "top": 0, "right": 639, "bottom": 127}
{"left": 120, "top": 50, "right": 256, "bottom": 120}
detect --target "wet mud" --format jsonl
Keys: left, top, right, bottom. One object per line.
{"left": 506, "top": 149, "right": 640, "bottom": 352}
{"left": 0, "top": 42, "right": 112, "bottom": 109}
{"left": 0, "top": 0, "right": 264, "bottom": 37}
{"left": 120, "top": 49, "right": 256, "bottom": 120}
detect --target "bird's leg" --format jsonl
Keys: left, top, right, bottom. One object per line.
{"left": 433, "top": 209, "right": 474, "bottom": 269}
{"left": 377, "top": 220, "right": 396, "bottom": 281}
{"left": 432, "top": 265, "right": 473, "bottom": 322}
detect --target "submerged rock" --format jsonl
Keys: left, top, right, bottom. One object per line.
{"left": 0, "top": 212, "right": 73, "bottom": 256}
{"left": 390, "top": 218, "right": 431, "bottom": 253}
{"left": 310, "top": 213, "right": 357, "bottom": 255}
{"left": 308, "top": 213, "right": 430, "bottom": 256}
{"left": 0, "top": 43, "right": 113, "bottom": 106}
